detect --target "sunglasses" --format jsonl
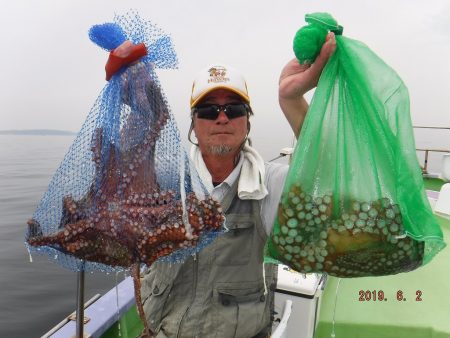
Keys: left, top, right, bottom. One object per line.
{"left": 192, "top": 103, "right": 250, "bottom": 120}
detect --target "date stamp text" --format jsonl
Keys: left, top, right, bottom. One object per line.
{"left": 358, "top": 290, "right": 423, "bottom": 302}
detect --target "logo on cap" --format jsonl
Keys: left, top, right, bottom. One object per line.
{"left": 207, "top": 66, "right": 230, "bottom": 83}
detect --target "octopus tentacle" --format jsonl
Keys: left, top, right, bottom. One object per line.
{"left": 28, "top": 219, "right": 89, "bottom": 246}
{"left": 131, "top": 263, "right": 153, "bottom": 337}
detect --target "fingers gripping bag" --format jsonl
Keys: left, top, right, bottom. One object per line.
{"left": 24, "top": 12, "right": 225, "bottom": 334}
{"left": 266, "top": 13, "right": 445, "bottom": 277}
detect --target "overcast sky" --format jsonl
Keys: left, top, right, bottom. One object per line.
{"left": 2, "top": 0, "right": 450, "bottom": 161}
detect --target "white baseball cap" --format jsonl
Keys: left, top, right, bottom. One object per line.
{"left": 190, "top": 64, "right": 250, "bottom": 108}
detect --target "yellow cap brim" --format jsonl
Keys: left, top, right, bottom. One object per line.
{"left": 190, "top": 85, "right": 250, "bottom": 108}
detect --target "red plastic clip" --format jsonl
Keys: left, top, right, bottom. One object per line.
{"left": 105, "top": 42, "right": 148, "bottom": 81}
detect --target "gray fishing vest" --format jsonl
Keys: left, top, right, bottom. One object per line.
{"left": 141, "top": 180, "right": 276, "bottom": 338}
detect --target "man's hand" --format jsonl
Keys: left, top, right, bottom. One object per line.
{"left": 279, "top": 32, "right": 336, "bottom": 137}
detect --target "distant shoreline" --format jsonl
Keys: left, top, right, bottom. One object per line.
{"left": 0, "top": 129, "right": 77, "bottom": 136}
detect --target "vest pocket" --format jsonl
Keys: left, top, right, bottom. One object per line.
{"left": 142, "top": 272, "right": 173, "bottom": 332}
{"left": 212, "top": 283, "right": 268, "bottom": 338}
{"left": 214, "top": 219, "right": 255, "bottom": 266}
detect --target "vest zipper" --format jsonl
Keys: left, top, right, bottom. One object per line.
{"left": 176, "top": 253, "right": 198, "bottom": 338}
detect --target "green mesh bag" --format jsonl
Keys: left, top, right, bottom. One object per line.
{"left": 266, "top": 13, "right": 445, "bottom": 277}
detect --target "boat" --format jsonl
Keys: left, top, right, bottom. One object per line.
{"left": 42, "top": 133, "right": 450, "bottom": 338}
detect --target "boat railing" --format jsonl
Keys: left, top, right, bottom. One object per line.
{"left": 416, "top": 148, "right": 450, "bottom": 174}
{"left": 271, "top": 127, "right": 450, "bottom": 170}
{"left": 42, "top": 293, "right": 101, "bottom": 338}
{"left": 414, "top": 126, "right": 450, "bottom": 174}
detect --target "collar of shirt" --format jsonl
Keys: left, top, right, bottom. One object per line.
{"left": 210, "top": 153, "right": 244, "bottom": 203}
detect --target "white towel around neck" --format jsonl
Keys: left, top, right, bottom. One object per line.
{"left": 190, "top": 145, "right": 268, "bottom": 200}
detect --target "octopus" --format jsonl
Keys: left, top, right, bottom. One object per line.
{"left": 26, "top": 62, "right": 225, "bottom": 337}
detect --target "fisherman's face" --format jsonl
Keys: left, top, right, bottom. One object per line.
{"left": 192, "top": 89, "right": 248, "bottom": 156}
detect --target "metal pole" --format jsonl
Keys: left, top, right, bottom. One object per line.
{"left": 424, "top": 150, "right": 429, "bottom": 174}
{"left": 76, "top": 267, "right": 85, "bottom": 338}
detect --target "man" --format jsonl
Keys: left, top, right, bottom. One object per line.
{"left": 141, "top": 33, "right": 336, "bottom": 338}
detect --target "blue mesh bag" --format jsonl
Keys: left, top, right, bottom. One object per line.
{"left": 25, "top": 12, "right": 225, "bottom": 274}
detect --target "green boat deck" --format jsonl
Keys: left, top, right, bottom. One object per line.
{"left": 100, "top": 304, "right": 144, "bottom": 338}
{"left": 315, "top": 214, "right": 449, "bottom": 338}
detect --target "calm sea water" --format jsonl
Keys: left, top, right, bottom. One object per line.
{"left": 0, "top": 130, "right": 448, "bottom": 337}
{"left": 0, "top": 135, "right": 120, "bottom": 337}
